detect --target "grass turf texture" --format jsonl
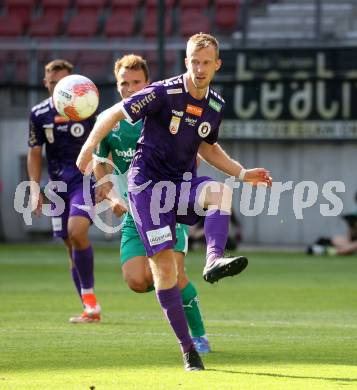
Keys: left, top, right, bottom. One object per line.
{"left": 1, "top": 244, "right": 357, "bottom": 390}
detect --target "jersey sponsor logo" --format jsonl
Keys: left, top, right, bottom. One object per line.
{"left": 185, "top": 117, "right": 197, "bottom": 127}
{"left": 169, "top": 116, "right": 181, "bottom": 134}
{"left": 198, "top": 121, "right": 211, "bottom": 138}
{"left": 146, "top": 225, "right": 172, "bottom": 247}
{"left": 208, "top": 98, "right": 222, "bottom": 113}
{"left": 167, "top": 88, "right": 183, "bottom": 94}
{"left": 54, "top": 115, "right": 70, "bottom": 123}
{"left": 172, "top": 109, "right": 184, "bottom": 117}
{"left": 186, "top": 104, "right": 203, "bottom": 117}
{"left": 130, "top": 91, "right": 156, "bottom": 114}
{"left": 44, "top": 124, "right": 54, "bottom": 143}
{"left": 114, "top": 148, "right": 136, "bottom": 158}
{"left": 70, "top": 123, "right": 85, "bottom": 137}
{"left": 56, "top": 125, "right": 68, "bottom": 132}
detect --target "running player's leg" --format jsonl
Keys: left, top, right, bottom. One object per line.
{"left": 175, "top": 224, "right": 211, "bottom": 353}
{"left": 67, "top": 187, "right": 100, "bottom": 323}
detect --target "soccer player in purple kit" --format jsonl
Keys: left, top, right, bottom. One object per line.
{"left": 27, "top": 59, "right": 101, "bottom": 323}
{"left": 77, "top": 34, "right": 272, "bottom": 370}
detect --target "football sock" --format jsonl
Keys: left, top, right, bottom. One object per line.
{"left": 72, "top": 246, "right": 94, "bottom": 289}
{"left": 181, "top": 282, "right": 206, "bottom": 338}
{"left": 204, "top": 209, "right": 230, "bottom": 265}
{"left": 70, "top": 266, "right": 82, "bottom": 299}
{"left": 156, "top": 285, "right": 193, "bottom": 354}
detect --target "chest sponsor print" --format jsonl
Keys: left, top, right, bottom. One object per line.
{"left": 198, "top": 122, "right": 211, "bottom": 138}
{"left": 186, "top": 104, "right": 203, "bottom": 117}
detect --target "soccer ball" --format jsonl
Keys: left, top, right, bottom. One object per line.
{"left": 53, "top": 74, "right": 99, "bottom": 121}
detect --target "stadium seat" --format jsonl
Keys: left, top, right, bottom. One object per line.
{"left": 41, "top": 0, "right": 71, "bottom": 21}
{"left": 77, "top": 50, "right": 112, "bottom": 81}
{"left": 104, "top": 10, "right": 136, "bottom": 37}
{"left": 66, "top": 11, "right": 99, "bottom": 37}
{"left": 146, "top": 0, "right": 176, "bottom": 8}
{"left": 178, "top": 0, "right": 210, "bottom": 13}
{"left": 180, "top": 11, "right": 211, "bottom": 37}
{"left": 4, "top": 0, "right": 35, "bottom": 28}
{"left": 13, "top": 51, "right": 29, "bottom": 83}
{"left": 110, "top": 0, "right": 141, "bottom": 12}
{"left": 0, "top": 15, "right": 24, "bottom": 37}
{"left": 75, "top": 0, "right": 107, "bottom": 14}
{"left": 142, "top": 8, "right": 173, "bottom": 37}
{"left": 146, "top": 50, "right": 177, "bottom": 81}
{"left": 0, "top": 51, "right": 11, "bottom": 82}
{"left": 215, "top": 5, "right": 240, "bottom": 33}
{"left": 28, "top": 15, "right": 62, "bottom": 37}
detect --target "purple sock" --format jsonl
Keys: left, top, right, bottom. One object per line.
{"left": 156, "top": 285, "right": 193, "bottom": 354}
{"left": 72, "top": 246, "right": 94, "bottom": 289}
{"left": 204, "top": 209, "right": 230, "bottom": 265}
{"left": 71, "top": 267, "right": 82, "bottom": 298}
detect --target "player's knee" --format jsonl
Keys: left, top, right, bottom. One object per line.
{"left": 68, "top": 227, "right": 87, "bottom": 248}
{"left": 124, "top": 275, "right": 149, "bottom": 293}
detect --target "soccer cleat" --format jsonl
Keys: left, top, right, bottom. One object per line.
{"left": 192, "top": 337, "right": 211, "bottom": 353}
{"left": 203, "top": 256, "right": 248, "bottom": 284}
{"left": 69, "top": 303, "right": 101, "bottom": 323}
{"left": 183, "top": 346, "right": 205, "bottom": 371}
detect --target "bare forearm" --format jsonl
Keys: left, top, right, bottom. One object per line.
{"left": 84, "top": 103, "right": 125, "bottom": 152}
{"left": 27, "top": 147, "right": 42, "bottom": 185}
{"left": 198, "top": 143, "right": 244, "bottom": 177}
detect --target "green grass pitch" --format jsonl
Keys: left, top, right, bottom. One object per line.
{"left": 1, "top": 243, "right": 357, "bottom": 389}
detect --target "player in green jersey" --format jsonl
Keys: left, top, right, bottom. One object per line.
{"left": 93, "top": 54, "right": 211, "bottom": 354}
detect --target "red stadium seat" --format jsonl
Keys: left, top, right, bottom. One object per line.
{"left": 104, "top": 10, "right": 136, "bottom": 37}
{"left": 146, "top": 50, "right": 177, "bottom": 81}
{"left": 142, "top": 8, "right": 173, "bottom": 37}
{"left": 77, "top": 50, "right": 112, "bottom": 81}
{"left": 110, "top": 0, "right": 141, "bottom": 11}
{"left": 13, "top": 51, "right": 29, "bottom": 83}
{"left": 215, "top": 0, "right": 240, "bottom": 5}
{"left": 179, "top": 11, "right": 211, "bottom": 38}
{"left": 41, "top": 0, "right": 71, "bottom": 21}
{"left": 146, "top": 0, "right": 176, "bottom": 8}
{"left": 178, "top": 0, "right": 210, "bottom": 13}
{"left": 215, "top": 5, "right": 239, "bottom": 33}
{"left": 0, "top": 15, "right": 24, "bottom": 37}
{"left": 4, "top": 0, "right": 35, "bottom": 27}
{"left": 66, "top": 11, "right": 99, "bottom": 37}
{"left": 28, "top": 15, "right": 62, "bottom": 37}
{"left": 75, "top": 0, "right": 107, "bottom": 13}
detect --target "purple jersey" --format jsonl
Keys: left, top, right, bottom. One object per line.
{"left": 121, "top": 74, "right": 225, "bottom": 182}
{"left": 28, "top": 97, "right": 96, "bottom": 184}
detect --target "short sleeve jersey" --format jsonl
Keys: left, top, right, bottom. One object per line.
{"left": 28, "top": 97, "right": 96, "bottom": 183}
{"left": 121, "top": 73, "right": 225, "bottom": 182}
{"left": 94, "top": 109, "right": 142, "bottom": 202}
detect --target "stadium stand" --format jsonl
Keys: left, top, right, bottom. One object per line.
{"left": 4, "top": 0, "right": 34, "bottom": 28}
{"left": 104, "top": 10, "right": 136, "bottom": 37}
{"left": 0, "top": 15, "right": 24, "bottom": 37}
{"left": 66, "top": 10, "right": 100, "bottom": 37}
{"left": 41, "top": 0, "right": 71, "bottom": 20}
{"left": 142, "top": 7, "right": 173, "bottom": 37}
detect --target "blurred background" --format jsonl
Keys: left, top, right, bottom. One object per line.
{"left": 1, "top": 0, "right": 357, "bottom": 247}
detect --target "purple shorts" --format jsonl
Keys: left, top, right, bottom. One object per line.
{"left": 50, "top": 182, "right": 95, "bottom": 239}
{"left": 128, "top": 173, "right": 213, "bottom": 257}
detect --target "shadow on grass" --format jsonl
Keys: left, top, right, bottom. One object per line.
{"left": 206, "top": 368, "right": 357, "bottom": 383}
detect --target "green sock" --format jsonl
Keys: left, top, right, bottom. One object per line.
{"left": 180, "top": 282, "right": 206, "bottom": 338}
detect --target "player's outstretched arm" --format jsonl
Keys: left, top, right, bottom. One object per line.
{"left": 27, "top": 146, "right": 44, "bottom": 216}
{"left": 198, "top": 141, "right": 272, "bottom": 186}
{"left": 77, "top": 102, "right": 126, "bottom": 174}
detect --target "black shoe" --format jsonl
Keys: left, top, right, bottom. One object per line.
{"left": 183, "top": 347, "right": 205, "bottom": 371}
{"left": 203, "top": 256, "right": 248, "bottom": 284}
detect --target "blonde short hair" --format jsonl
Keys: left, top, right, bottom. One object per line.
{"left": 114, "top": 54, "right": 149, "bottom": 81}
{"left": 186, "top": 33, "right": 220, "bottom": 59}
{"left": 45, "top": 59, "right": 73, "bottom": 74}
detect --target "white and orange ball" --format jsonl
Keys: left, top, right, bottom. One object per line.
{"left": 53, "top": 74, "right": 99, "bottom": 121}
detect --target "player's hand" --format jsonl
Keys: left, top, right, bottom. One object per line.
{"left": 31, "top": 192, "right": 44, "bottom": 217}
{"left": 76, "top": 147, "right": 93, "bottom": 175}
{"left": 111, "top": 199, "right": 128, "bottom": 218}
{"left": 244, "top": 168, "right": 272, "bottom": 187}
{"left": 95, "top": 183, "right": 112, "bottom": 203}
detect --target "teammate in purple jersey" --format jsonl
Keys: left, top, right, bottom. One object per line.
{"left": 77, "top": 34, "right": 272, "bottom": 370}
{"left": 27, "top": 59, "right": 101, "bottom": 323}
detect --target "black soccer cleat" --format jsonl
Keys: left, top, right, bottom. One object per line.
{"left": 203, "top": 256, "right": 248, "bottom": 284}
{"left": 183, "top": 347, "right": 205, "bottom": 371}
